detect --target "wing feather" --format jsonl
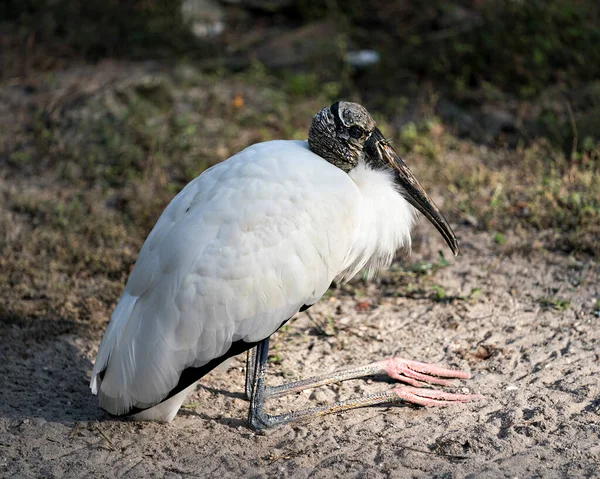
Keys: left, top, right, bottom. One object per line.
{"left": 91, "top": 141, "right": 359, "bottom": 414}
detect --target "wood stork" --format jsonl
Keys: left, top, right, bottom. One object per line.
{"left": 91, "top": 101, "right": 479, "bottom": 429}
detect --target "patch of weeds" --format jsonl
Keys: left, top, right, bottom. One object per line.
{"left": 269, "top": 353, "right": 282, "bottom": 365}
{"left": 322, "top": 82, "right": 343, "bottom": 102}
{"left": 279, "top": 323, "right": 292, "bottom": 335}
{"left": 283, "top": 72, "right": 343, "bottom": 100}
{"left": 410, "top": 262, "right": 433, "bottom": 275}
{"left": 539, "top": 297, "right": 571, "bottom": 311}
{"left": 431, "top": 284, "right": 447, "bottom": 302}
{"left": 493, "top": 233, "right": 506, "bottom": 245}
{"left": 11, "top": 193, "right": 87, "bottom": 230}
{"left": 181, "top": 401, "right": 203, "bottom": 410}
{"left": 304, "top": 310, "right": 337, "bottom": 337}
{"left": 467, "top": 287, "right": 482, "bottom": 301}
{"left": 409, "top": 251, "right": 451, "bottom": 276}
{"left": 284, "top": 73, "right": 320, "bottom": 96}
{"left": 456, "top": 287, "right": 483, "bottom": 302}
{"left": 426, "top": 283, "right": 482, "bottom": 304}
{"left": 415, "top": 132, "right": 600, "bottom": 254}
{"left": 398, "top": 120, "right": 440, "bottom": 160}
{"left": 8, "top": 150, "right": 33, "bottom": 166}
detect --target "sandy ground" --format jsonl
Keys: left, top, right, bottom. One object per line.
{"left": 1, "top": 224, "right": 598, "bottom": 478}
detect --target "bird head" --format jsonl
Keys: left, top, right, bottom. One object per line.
{"left": 309, "top": 101, "right": 459, "bottom": 256}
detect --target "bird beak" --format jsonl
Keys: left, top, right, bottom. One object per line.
{"left": 365, "top": 128, "right": 460, "bottom": 256}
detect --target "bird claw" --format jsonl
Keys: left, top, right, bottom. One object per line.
{"left": 372, "top": 357, "right": 472, "bottom": 387}
{"left": 392, "top": 386, "right": 483, "bottom": 407}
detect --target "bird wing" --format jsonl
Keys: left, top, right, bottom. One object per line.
{"left": 91, "top": 141, "right": 360, "bottom": 414}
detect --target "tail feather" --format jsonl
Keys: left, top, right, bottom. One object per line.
{"left": 90, "top": 292, "right": 138, "bottom": 399}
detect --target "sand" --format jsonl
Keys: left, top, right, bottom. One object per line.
{"left": 1, "top": 225, "right": 598, "bottom": 478}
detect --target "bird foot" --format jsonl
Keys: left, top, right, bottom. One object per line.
{"left": 392, "top": 386, "right": 482, "bottom": 407}
{"left": 372, "top": 357, "right": 472, "bottom": 387}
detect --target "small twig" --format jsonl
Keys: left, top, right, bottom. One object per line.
{"left": 305, "top": 310, "right": 334, "bottom": 337}
{"left": 181, "top": 401, "right": 203, "bottom": 410}
{"left": 119, "top": 458, "right": 144, "bottom": 478}
{"left": 50, "top": 445, "right": 91, "bottom": 461}
{"left": 401, "top": 444, "right": 470, "bottom": 461}
{"left": 268, "top": 447, "right": 306, "bottom": 464}
{"left": 465, "top": 305, "right": 495, "bottom": 321}
{"left": 468, "top": 312, "right": 494, "bottom": 321}
{"left": 96, "top": 426, "right": 116, "bottom": 451}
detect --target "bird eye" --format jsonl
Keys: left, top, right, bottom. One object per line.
{"left": 349, "top": 125, "right": 363, "bottom": 139}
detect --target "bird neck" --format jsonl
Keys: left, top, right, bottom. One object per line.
{"left": 338, "top": 160, "right": 417, "bottom": 281}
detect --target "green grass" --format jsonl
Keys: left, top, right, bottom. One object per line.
{"left": 539, "top": 297, "right": 571, "bottom": 311}
{"left": 493, "top": 233, "right": 506, "bottom": 245}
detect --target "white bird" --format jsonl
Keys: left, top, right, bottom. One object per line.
{"left": 91, "top": 101, "right": 479, "bottom": 429}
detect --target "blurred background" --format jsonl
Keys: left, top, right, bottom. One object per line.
{"left": 1, "top": 0, "right": 599, "bottom": 325}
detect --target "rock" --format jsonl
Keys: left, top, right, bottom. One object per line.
{"left": 481, "top": 105, "right": 518, "bottom": 137}
{"left": 181, "top": 0, "right": 226, "bottom": 38}
{"left": 252, "top": 21, "right": 341, "bottom": 70}
{"left": 438, "top": 100, "right": 520, "bottom": 145}
{"left": 345, "top": 49, "right": 380, "bottom": 69}
{"left": 438, "top": 99, "right": 480, "bottom": 139}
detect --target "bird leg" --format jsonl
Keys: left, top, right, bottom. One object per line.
{"left": 246, "top": 338, "right": 480, "bottom": 430}
{"left": 245, "top": 347, "right": 257, "bottom": 400}
{"left": 248, "top": 338, "right": 274, "bottom": 429}
{"left": 264, "top": 357, "right": 471, "bottom": 399}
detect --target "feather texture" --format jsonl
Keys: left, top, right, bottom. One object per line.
{"left": 91, "top": 140, "right": 416, "bottom": 418}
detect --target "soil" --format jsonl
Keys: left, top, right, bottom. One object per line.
{"left": 1, "top": 224, "right": 599, "bottom": 478}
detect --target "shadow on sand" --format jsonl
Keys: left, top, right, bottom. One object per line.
{"left": 0, "top": 313, "right": 106, "bottom": 423}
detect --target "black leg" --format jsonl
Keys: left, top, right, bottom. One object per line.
{"left": 247, "top": 337, "right": 272, "bottom": 429}
{"left": 245, "top": 347, "right": 257, "bottom": 400}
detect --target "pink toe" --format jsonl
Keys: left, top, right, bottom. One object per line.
{"left": 403, "top": 359, "right": 472, "bottom": 379}
{"left": 392, "top": 386, "right": 482, "bottom": 407}
{"left": 373, "top": 357, "right": 472, "bottom": 386}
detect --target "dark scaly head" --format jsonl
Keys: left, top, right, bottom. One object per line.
{"left": 308, "top": 101, "right": 460, "bottom": 256}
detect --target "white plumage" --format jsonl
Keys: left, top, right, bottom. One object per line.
{"left": 91, "top": 139, "right": 416, "bottom": 421}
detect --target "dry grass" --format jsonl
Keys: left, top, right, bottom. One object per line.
{"left": 1, "top": 61, "right": 597, "bottom": 337}
{"left": 394, "top": 119, "right": 600, "bottom": 255}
